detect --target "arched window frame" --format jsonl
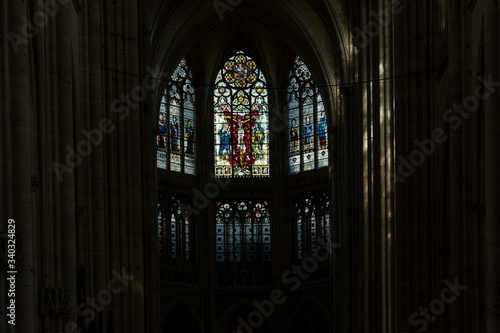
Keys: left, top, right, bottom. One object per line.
{"left": 212, "top": 50, "right": 274, "bottom": 287}
{"left": 158, "top": 191, "right": 197, "bottom": 284}
{"left": 215, "top": 199, "right": 271, "bottom": 286}
{"left": 287, "top": 56, "right": 331, "bottom": 281}
{"left": 213, "top": 50, "right": 270, "bottom": 178}
{"left": 157, "top": 58, "right": 196, "bottom": 175}
{"left": 287, "top": 56, "right": 329, "bottom": 175}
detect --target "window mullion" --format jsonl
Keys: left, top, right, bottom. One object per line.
{"left": 299, "top": 83, "right": 304, "bottom": 173}
{"left": 313, "top": 87, "right": 318, "bottom": 166}
{"left": 180, "top": 85, "right": 185, "bottom": 174}
{"left": 166, "top": 90, "right": 171, "bottom": 171}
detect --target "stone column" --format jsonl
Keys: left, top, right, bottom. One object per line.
{"left": 9, "top": 1, "right": 35, "bottom": 332}
{"left": 57, "top": 2, "right": 78, "bottom": 331}
{"left": 86, "top": 0, "right": 107, "bottom": 331}
{"left": 483, "top": 0, "right": 500, "bottom": 330}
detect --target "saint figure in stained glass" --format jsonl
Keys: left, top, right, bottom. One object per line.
{"left": 318, "top": 111, "right": 327, "bottom": 149}
{"left": 290, "top": 119, "right": 299, "bottom": 153}
{"left": 185, "top": 120, "right": 194, "bottom": 155}
{"left": 214, "top": 50, "right": 269, "bottom": 177}
{"left": 158, "top": 116, "right": 167, "bottom": 149}
{"left": 252, "top": 121, "right": 264, "bottom": 154}
{"left": 218, "top": 102, "right": 263, "bottom": 166}
{"left": 304, "top": 115, "right": 313, "bottom": 152}
{"left": 218, "top": 123, "right": 231, "bottom": 156}
{"left": 287, "top": 56, "right": 329, "bottom": 174}
{"left": 157, "top": 58, "right": 196, "bottom": 174}
{"left": 170, "top": 116, "right": 179, "bottom": 151}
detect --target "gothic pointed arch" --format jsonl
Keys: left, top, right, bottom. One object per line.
{"left": 287, "top": 296, "right": 331, "bottom": 333}
{"left": 157, "top": 191, "right": 196, "bottom": 283}
{"left": 214, "top": 50, "right": 270, "bottom": 178}
{"left": 288, "top": 55, "right": 328, "bottom": 174}
{"left": 217, "top": 300, "right": 272, "bottom": 333}
{"left": 157, "top": 58, "right": 196, "bottom": 175}
{"left": 161, "top": 298, "right": 202, "bottom": 333}
{"left": 286, "top": 55, "right": 331, "bottom": 283}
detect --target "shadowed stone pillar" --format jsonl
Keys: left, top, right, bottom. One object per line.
{"left": 57, "top": 2, "right": 78, "bottom": 331}
{"left": 87, "top": 1, "right": 107, "bottom": 329}
{"left": 484, "top": 0, "right": 500, "bottom": 330}
{"left": 8, "top": 1, "right": 35, "bottom": 332}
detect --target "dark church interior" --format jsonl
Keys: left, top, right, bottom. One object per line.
{"left": 1, "top": 0, "right": 499, "bottom": 332}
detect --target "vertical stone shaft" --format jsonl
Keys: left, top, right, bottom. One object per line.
{"left": 9, "top": 2, "right": 35, "bottom": 332}
{"left": 484, "top": 0, "right": 500, "bottom": 330}
{"left": 57, "top": 2, "right": 78, "bottom": 331}
{"left": 87, "top": 0, "right": 107, "bottom": 329}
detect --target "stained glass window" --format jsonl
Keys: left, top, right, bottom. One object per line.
{"left": 214, "top": 50, "right": 270, "bottom": 178}
{"left": 288, "top": 56, "right": 328, "bottom": 174}
{"left": 292, "top": 191, "right": 330, "bottom": 262}
{"left": 158, "top": 192, "right": 196, "bottom": 283}
{"left": 157, "top": 58, "right": 196, "bottom": 175}
{"left": 216, "top": 200, "right": 271, "bottom": 263}
{"left": 216, "top": 199, "right": 271, "bottom": 286}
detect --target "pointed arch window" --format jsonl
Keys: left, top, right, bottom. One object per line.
{"left": 215, "top": 199, "right": 271, "bottom": 286}
{"left": 157, "top": 58, "right": 196, "bottom": 175}
{"left": 291, "top": 191, "right": 330, "bottom": 279}
{"left": 216, "top": 199, "right": 271, "bottom": 263}
{"left": 288, "top": 56, "right": 328, "bottom": 174}
{"left": 158, "top": 192, "right": 196, "bottom": 283}
{"left": 214, "top": 50, "right": 270, "bottom": 178}
{"left": 292, "top": 191, "right": 330, "bottom": 261}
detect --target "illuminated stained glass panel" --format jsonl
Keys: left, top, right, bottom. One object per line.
{"left": 288, "top": 56, "right": 329, "bottom": 174}
{"left": 216, "top": 200, "right": 271, "bottom": 263}
{"left": 214, "top": 50, "right": 270, "bottom": 178}
{"left": 157, "top": 58, "right": 196, "bottom": 175}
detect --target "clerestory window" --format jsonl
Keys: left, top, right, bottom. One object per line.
{"left": 214, "top": 50, "right": 270, "bottom": 178}
{"left": 288, "top": 56, "right": 328, "bottom": 174}
{"left": 157, "top": 58, "right": 196, "bottom": 175}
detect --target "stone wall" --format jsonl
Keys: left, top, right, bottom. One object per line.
{"left": 0, "top": 0, "right": 157, "bottom": 332}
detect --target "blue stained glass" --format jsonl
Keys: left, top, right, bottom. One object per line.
{"left": 216, "top": 200, "right": 271, "bottom": 263}
{"left": 214, "top": 51, "right": 270, "bottom": 178}
{"left": 288, "top": 56, "right": 329, "bottom": 174}
{"left": 157, "top": 58, "right": 196, "bottom": 175}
